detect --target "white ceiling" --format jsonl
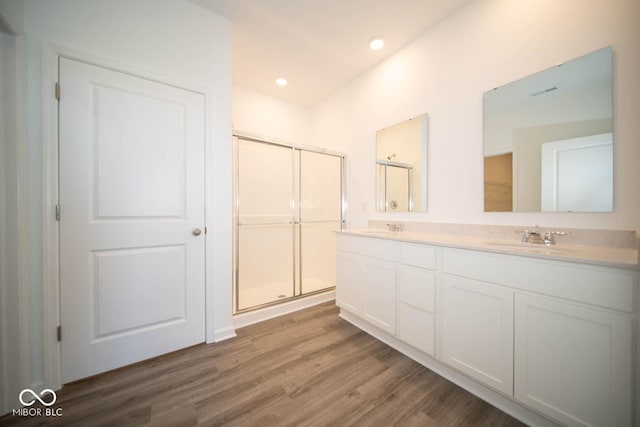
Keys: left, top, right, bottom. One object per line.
{"left": 190, "top": 0, "right": 475, "bottom": 107}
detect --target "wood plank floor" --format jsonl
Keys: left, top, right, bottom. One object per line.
{"left": 2, "top": 302, "right": 525, "bottom": 426}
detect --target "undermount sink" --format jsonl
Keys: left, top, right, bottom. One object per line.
{"left": 484, "top": 241, "right": 576, "bottom": 255}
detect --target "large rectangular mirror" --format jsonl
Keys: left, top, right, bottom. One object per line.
{"left": 376, "top": 114, "right": 428, "bottom": 212}
{"left": 483, "top": 47, "right": 613, "bottom": 212}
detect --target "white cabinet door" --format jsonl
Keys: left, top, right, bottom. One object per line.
{"left": 514, "top": 294, "right": 632, "bottom": 427}
{"left": 442, "top": 275, "right": 514, "bottom": 396}
{"left": 336, "top": 252, "right": 364, "bottom": 314}
{"left": 363, "top": 258, "right": 396, "bottom": 334}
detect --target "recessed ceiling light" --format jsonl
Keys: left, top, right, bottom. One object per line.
{"left": 369, "top": 38, "right": 384, "bottom": 51}
{"left": 276, "top": 77, "right": 288, "bottom": 86}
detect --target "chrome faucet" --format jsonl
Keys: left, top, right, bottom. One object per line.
{"left": 522, "top": 225, "right": 566, "bottom": 245}
{"left": 544, "top": 230, "right": 567, "bottom": 245}
{"left": 522, "top": 225, "right": 543, "bottom": 243}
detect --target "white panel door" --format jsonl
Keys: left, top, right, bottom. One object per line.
{"left": 540, "top": 133, "right": 613, "bottom": 212}
{"left": 59, "top": 58, "right": 205, "bottom": 383}
{"left": 514, "top": 294, "right": 632, "bottom": 427}
{"left": 442, "top": 275, "right": 514, "bottom": 396}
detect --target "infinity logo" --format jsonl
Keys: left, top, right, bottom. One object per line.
{"left": 18, "top": 389, "right": 57, "bottom": 407}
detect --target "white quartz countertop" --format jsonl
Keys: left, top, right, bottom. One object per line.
{"left": 337, "top": 229, "right": 640, "bottom": 269}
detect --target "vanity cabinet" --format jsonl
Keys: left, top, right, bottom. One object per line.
{"left": 336, "top": 232, "right": 638, "bottom": 427}
{"left": 442, "top": 275, "right": 514, "bottom": 396}
{"left": 443, "top": 247, "right": 635, "bottom": 427}
{"left": 514, "top": 294, "right": 632, "bottom": 427}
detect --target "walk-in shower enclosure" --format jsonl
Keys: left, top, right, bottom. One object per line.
{"left": 233, "top": 135, "right": 345, "bottom": 313}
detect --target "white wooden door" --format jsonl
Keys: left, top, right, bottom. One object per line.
{"left": 442, "top": 275, "right": 514, "bottom": 396}
{"left": 59, "top": 58, "right": 206, "bottom": 383}
{"left": 514, "top": 294, "right": 632, "bottom": 427}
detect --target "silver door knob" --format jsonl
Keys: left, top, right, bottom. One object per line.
{"left": 192, "top": 228, "right": 202, "bottom": 236}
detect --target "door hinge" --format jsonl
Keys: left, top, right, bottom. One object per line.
{"left": 55, "top": 82, "right": 60, "bottom": 100}
{"left": 57, "top": 326, "right": 61, "bottom": 342}
{"left": 55, "top": 204, "right": 60, "bottom": 221}
{"left": 205, "top": 227, "right": 207, "bottom": 234}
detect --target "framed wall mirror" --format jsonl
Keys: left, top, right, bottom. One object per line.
{"left": 483, "top": 47, "right": 613, "bottom": 212}
{"left": 376, "top": 114, "right": 428, "bottom": 212}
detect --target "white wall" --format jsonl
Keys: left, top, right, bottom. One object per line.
{"left": 15, "top": 0, "right": 232, "bottom": 399}
{"left": 313, "top": 0, "right": 640, "bottom": 232}
{"left": 233, "top": 84, "right": 313, "bottom": 145}
{"left": 0, "top": 0, "right": 28, "bottom": 417}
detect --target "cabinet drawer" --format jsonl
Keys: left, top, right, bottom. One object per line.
{"left": 400, "top": 243, "right": 436, "bottom": 270}
{"left": 398, "top": 265, "right": 435, "bottom": 313}
{"left": 337, "top": 234, "right": 397, "bottom": 260}
{"left": 397, "top": 304, "right": 435, "bottom": 355}
{"left": 443, "top": 248, "right": 635, "bottom": 312}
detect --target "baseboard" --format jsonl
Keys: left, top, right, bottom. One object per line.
{"left": 210, "top": 327, "right": 237, "bottom": 343}
{"left": 233, "top": 291, "right": 336, "bottom": 329}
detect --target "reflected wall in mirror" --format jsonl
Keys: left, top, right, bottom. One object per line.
{"left": 376, "top": 114, "right": 428, "bottom": 212}
{"left": 483, "top": 47, "right": 613, "bottom": 212}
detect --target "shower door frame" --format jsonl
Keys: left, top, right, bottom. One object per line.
{"left": 376, "top": 159, "right": 414, "bottom": 212}
{"left": 232, "top": 133, "right": 346, "bottom": 314}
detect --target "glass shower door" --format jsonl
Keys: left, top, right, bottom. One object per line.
{"left": 299, "top": 150, "right": 343, "bottom": 295}
{"left": 236, "top": 139, "right": 294, "bottom": 311}
{"left": 386, "top": 164, "right": 411, "bottom": 211}
{"left": 377, "top": 162, "right": 413, "bottom": 212}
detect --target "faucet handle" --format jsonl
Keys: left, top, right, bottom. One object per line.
{"left": 544, "top": 230, "right": 566, "bottom": 245}
{"left": 521, "top": 230, "right": 531, "bottom": 242}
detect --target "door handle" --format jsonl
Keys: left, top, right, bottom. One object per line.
{"left": 192, "top": 228, "right": 202, "bottom": 236}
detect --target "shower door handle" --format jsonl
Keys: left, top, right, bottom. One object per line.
{"left": 192, "top": 228, "right": 202, "bottom": 236}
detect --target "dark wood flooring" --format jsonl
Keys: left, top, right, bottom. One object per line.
{"left": 1, "top": 302, "right": 525, "bottom": 426}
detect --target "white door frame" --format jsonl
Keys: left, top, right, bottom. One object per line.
{"left": 41, "top": 43, "right": 230, "bottom": 391}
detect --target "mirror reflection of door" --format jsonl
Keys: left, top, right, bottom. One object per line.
{"left": 541, "top": 133, "right": 613, "bottom": 212}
